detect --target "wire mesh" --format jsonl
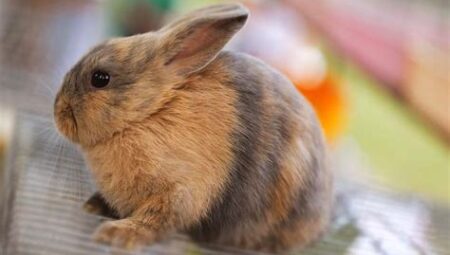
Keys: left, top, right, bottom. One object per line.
{"left": 1, "top": 113, "right": 448, "bottom": 255}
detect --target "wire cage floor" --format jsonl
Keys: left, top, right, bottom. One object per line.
{"left": 0, "top": 113, "right": 448, "bottom": 255}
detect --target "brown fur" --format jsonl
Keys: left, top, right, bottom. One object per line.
{"left": 53, "top": 3, "right": 332, "bottom": 253}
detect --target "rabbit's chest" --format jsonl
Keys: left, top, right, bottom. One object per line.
{"left": 85, "top": 142, "right": 169, "bottom": 215}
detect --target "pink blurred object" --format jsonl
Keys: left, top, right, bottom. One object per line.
{"left": 286, "top": 0, "right": 449, "bottom": 91}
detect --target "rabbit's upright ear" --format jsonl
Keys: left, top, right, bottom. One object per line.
{"left": 158, "top": 4, "right": 249, "bottom": 75}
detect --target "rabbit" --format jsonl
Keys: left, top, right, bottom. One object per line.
{"left": 53, "top": 3, "right": 333, "bottom": 253}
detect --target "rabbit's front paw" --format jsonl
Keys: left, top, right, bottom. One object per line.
{"left": 83, "top": 192, "right": 119, "bottom": 219}
{"left": 94, "top": 219, "right": 155, "bottom": 250}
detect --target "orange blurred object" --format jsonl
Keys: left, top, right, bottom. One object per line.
{"left": 295, "top": 76, "right": 346, "bottom": 143}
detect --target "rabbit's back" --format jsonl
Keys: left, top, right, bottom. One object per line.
{"left": 188, "top": 51, "right": 332, "bottom": 251}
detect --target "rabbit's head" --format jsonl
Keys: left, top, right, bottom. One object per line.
{"left": 54, "top": 4, "right": 248, "bottom": 147}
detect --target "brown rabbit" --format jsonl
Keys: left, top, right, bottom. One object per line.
{"left": 54, "top": 3, "right": 332, "bottom": 253}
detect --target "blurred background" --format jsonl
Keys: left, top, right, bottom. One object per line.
{"left": 0, "top": 0, "right": 448, "bottom": 255}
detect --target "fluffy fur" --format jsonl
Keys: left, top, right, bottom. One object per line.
{"left": 54, "top": 4, "right": 332, "bottom": 253}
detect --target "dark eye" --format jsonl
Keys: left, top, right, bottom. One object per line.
{"left": 91, "top": 70, "right": 110, "bottom": 88}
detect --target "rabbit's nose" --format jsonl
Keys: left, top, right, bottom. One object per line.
{"left": 54, "top": 90, "right": 62, "bottom": 108}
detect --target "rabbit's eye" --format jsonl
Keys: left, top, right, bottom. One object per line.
{"left": 91, "top": 71, "right": 110, "bottom": 88}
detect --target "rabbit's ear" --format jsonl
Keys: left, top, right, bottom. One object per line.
{"left": 158, "top": 4, "right": 248, "bottom": 75}
{"left": 160, "top": 4, "right": 247, "bottom": 32}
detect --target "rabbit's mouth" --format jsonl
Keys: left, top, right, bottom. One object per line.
{"left": 65, "top": 105, "right": 78, "bottom": 133}
{"left": 54, "top": 95, "right": 79, "bottom": 143}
